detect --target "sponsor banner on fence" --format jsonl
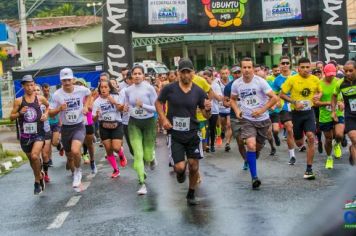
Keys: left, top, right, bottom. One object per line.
{"left": 262, "top": 0, "right": 302, "bottom": 22}
{"left": 148, "top": 0, "right": 188, "bottom": 25}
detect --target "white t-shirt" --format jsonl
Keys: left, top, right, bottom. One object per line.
{"left": 93, "top": 94, "right": 122, "bottom": 122}
{"left": 118, "top": 87, "right": 130, "bottom": 125}
{"left": 50, "top": 85, "right": 91, "bottom": 125}
{"left": 231, "top": 76, "right": 272, "bottom": 122}
{"left": 211, "top": 81, "right": 222, "bottom": 115}
{"left": 216, "top": 78, "right": 231, "bottom": 114}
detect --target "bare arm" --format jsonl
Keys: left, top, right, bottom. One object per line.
{"left": 230, "top": 94, "right": 242, "bottom": 119}
{"left": 10, "top": 99, "right": 22, "bottom": 121}
{"left": 155, "top": 100, "right": 172, "bottom": 130}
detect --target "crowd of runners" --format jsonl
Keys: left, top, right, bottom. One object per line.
{"left": 10, "top": 56, "right": 356, "bottom": 205}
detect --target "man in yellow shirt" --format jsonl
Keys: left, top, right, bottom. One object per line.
{"left": 280, "top": 57, "right": 322, "bottom": 180}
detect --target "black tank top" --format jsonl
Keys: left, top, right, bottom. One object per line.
{"left": 18, "top": 96, "right": 44, "bottom": 136}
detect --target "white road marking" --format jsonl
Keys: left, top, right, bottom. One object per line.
{"left": 47, "top": 211, "right": 70, "bottom": 229}
{"left": 65, "top": 196, "right": 81, "bottom": 207}
{"left": 81, "top": 181, "right": 91, "bottom": 191}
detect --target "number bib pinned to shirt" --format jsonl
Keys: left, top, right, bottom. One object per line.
{"left": 23, "top": 122, "right": 37, "bottom": 134}
{"left": 102, "top": 113, "right": 116, "bottom": 121}
{"left": 299, "top": 100, "right": 312, "bottom": 111}
{"left": 65, "top": 110, "right": 80, "bottom": 123}
{"left": 244, "top": 95, "right": 260, "bottom": 108}
{"left": 173, "top": 117, "right": 190, "bottom": 132}
{"left": 130, "top": 107, "right": 148, "bottom": 118}
{"left": 350, "top": 98, "right": 356, "bottom": 112}
{"left": 325, "top": 105, "right": 332, "bottom": 112}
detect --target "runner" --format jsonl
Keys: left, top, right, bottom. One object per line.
{"left": 203, "top": 69, "right": 223, "bottom": 153}
{"left": 42, "top": 83, "right": 64, "bottom": 161}
{"left": 49, "top": 68, "right": 91, "bottom": 190}
{"left": 224, "top": 66, "right": 249, "bottom": 170}
{"left": 217, "top": 66, "right": 232, "bottom": 152}
{"left": 266, "top": 65, "right": 280, "bottom": 83}
{"left": 124, "top": 65, "right": 157, "bottom": 195}
{"left": 332, "top": 60, "right": 356, "bottom": 166}
{"left": 93, "top": 79, "right": 126, "bottom": 178}
{"left": 230, "top": 58, "right": 279, "bottom": 189}
{"left": 273, "top": 56, "right": 297, "bottom": 164}
{"left": 315, "top": 64, "right": 344, "bottom": 169}
{"left": 34, "top": 85, "right": 51, "bottom": 183}
{"left": 74, "top": 78, "right": 97, "bottom": 174}
{"left": 280, "top": 57, "right": 322, "bottom": 179}
{"left": 10, "top": 75, "right": 48, "bottom": 195}
{"left": 312, "top": 68, "right": 324, "bottom": 154}
{"left": 156, "top": 58, "right": 212, "bottom": 205}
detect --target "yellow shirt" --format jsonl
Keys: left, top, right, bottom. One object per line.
{"left": 192, "top": 75, "right": 211, "bottom": 121}
{"left": 281, "top": 74, "right": 322, "bottom": 110}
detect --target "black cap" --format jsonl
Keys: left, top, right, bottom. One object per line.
{"left": 178, "top": 58, "right": 194, "bottom": 72}
{"left": 21, "top": 75, "right": 34, "bottom": 84}
{"left": 312, "top": 68, "right": 322, "bottom": 75}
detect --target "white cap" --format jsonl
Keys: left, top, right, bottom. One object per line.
{"left": 60, "top": 68, "right": 74, "bottom": 80}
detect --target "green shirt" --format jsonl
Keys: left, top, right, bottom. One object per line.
{"left": 319, "top": 78, "right": 344, "bottom": 123}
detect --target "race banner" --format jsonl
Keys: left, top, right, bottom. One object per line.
{"left": 262, "top": 0, "right": 302, "bottom": 22}
{"left": 148, "top": 0, "right": 188, "bottom": 25}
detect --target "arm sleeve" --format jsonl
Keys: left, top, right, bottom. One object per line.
{"left": 230, "top": 82, "right": 238, "bottom": 96}
{"left": 142, "top": 86, "right": 157, "bottom": 112}
{"left": 157, "top": 85, "right": 169, "bottom": 103}
{"left": 333, "top": 79, "right": 343, "bottom": 95}
{"left": 273, "top": 77, "right": 281, "bottom": 93}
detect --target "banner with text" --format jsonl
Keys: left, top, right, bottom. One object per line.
{"left": 262, "top": 0, "right": 302, "bottom": 22}
{"left": 148, "top": 0, "right": 188, "bottom": 25}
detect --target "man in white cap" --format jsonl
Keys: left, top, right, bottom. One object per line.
{"left": 49, "top": 68, "right": 91, "bottom": 191}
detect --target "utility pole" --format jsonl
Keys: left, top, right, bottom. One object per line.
{"left": 19, "top": 0, "right": 29, "bottom": 68}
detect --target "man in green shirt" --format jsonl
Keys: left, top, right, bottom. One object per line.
{"left": 315, "top": 64, "right": 344, "bottom": 169}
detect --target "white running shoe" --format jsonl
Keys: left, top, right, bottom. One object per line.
{"left": 72, "top": 168, "right": 82, "bottom": 188}
{"left": 137, "top": 184, "right": 147, "bottom": 195}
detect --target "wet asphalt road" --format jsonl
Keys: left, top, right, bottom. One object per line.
{"left": 0, "top": 134, "right": 355, "bottom": 236}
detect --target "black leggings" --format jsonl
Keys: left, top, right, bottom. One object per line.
{"left": 208, "top": 114, "right": 219, "bottom": 147}
{"left": 123, "top": 124, "right": 134, "bottom": 156}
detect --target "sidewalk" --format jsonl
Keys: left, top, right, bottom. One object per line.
{"left": 0, "top": 131, "right": 20, "bottom": 151}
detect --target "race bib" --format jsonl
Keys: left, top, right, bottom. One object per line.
{"left": 173, "top": 117, "right": 190, "bottom": 132}
{"left": 244, "top": 95, "right": 260, "bottom": 108}
{"left": 325, "top": 105, "right": 332, "bottom": 112}
{"left": 65, "top": 111, "right": 79, "bottom": 123}
{"left": 299, "top": 100, "right": 311, "bottom": 111}
{"left": 23, "top": 122, "right": 37, "bottom": 134}
{"left": 102, "top": 113, "right": 116, "bottom": 121}
{"left": 350, "top": 98, "right": 356, "bottom": 112}
{"left": 130, "top": 107, "right": 148, "bottom": 118}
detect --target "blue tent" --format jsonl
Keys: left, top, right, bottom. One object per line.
{"left": 12, "top": 44, "right": 103, "bottom": 97}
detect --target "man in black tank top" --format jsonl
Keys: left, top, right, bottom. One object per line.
{"left": 10, "top": 75, "right": 49, "bottom": 195}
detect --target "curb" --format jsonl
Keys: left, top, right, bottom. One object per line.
{"left": 0, "top": 161, "right": 13, "bottom": 171}
{"left": 0, "top": 156, "right": 24, "bottom": 174}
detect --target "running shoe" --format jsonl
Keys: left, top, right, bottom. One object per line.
{"left": 187, "top": 196, "right": 200, "bottom": 205}
{"left": 225, "top": 143, "right": 231, "bottom": 152}
{"left": 318, "top": 141, "right": 323, "bottom": 154}
{"left": 72, "top": 168, "right": 82, "bottom": 188}
{"left": 270, "top": 147, "right": 276, "bottom": 156}
{"left": 216, "top": 136, "right": 223, "bottom": 147}
{"left": 252, "top": 177, "right": 261, "bottom": 189}
{"left": 44, "top": 173, "right": 51, "bottom": 183}
{"left": 82, "top": 154, "right": 90, "bottom": 164}
{"left": 40, "top": 171, "right": 46, "bottom": 191}
{"left": 325, "top": 158, "right": 334, "bottom": 169}
{"left": 303, "top": 170, "right": 316, "bottom": 180}
{"left": 34, "top": 182, "right": 42, "bottom": 195}
{"left": 111, "top": 169, "right": 120, "bottom": 178}
{"left": 119, "top": 155, "right": 127, "bottom": 168}
{"left": 149, "top": 158, "right": 157, "bottom": 170}
{"left": 242, "top": 161, "right": 249, "bottom": 170}
{"left": 333, "top": 142, "right": 342, "bottom": 159}
{"left": 299, "top": 146, "right": 307, "bottom": 152}
{"left": 176, "top": 171, "right": 186, "bottom": 183}
{"left": 90, "top": 161, "right": 97, "bottom": 174}
{"left": 48, "top": 159, "right": 53, "bottom": 167}
{"left": 288, "top": 156, "right": 296, "bottom": 165}
{"left": 342, "top": 136, "right": 348, "bottom": 147}
{"left": 210, "top": 146, "right": 215, "bottom": 153}
{"left": 137, "top": 184, "right": 147, "bottom": 195}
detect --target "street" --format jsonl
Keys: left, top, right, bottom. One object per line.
{"left": 0, "top": 134, "right": 355, "bottom": 236}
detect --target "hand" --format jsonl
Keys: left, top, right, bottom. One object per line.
{"left": 123, "top": 104, "right": 129, "bottom": 112}
{"left": 108, "top": 95, "right": 116, "bottom": 105}
{"left": 295, "top": 102, "right": 304, "bottom": 110}
{"left": 204, "top": 99, "right": 212, "bottom": 111}
{"left": 136, "top": 99, "right": 143, "bottom": 108}
{"left": 332, "top": 111, "right": 339, "bottom": 123}
{"left": 162, "top": 117, "right": 172, "bottom": 130}
{"left": 40, "top": 113, "right": 48, "bottom": 122}
{"left": 236, "top": 109, "right": 243, "bottom": 119}
{"left": 270, "top": 105, "right": 276, "bottom": 111}
{"left": 252, "top": 108, "right": 265, "bottom": 118}
{"left": 60, "top": 103, "right": 67, "bottom": 111}
{"left": 19, "top": 106, "right": 28, "bottom": 115}
{"left": 313, "top": 93, "right": 322, "bottom": 101}
{"left": 337, "top": 101, "right": 344, "bottom": 111}
{"left": 82, "top": 106, "right": 88, "bottom": 115}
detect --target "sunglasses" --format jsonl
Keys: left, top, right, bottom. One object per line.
{"left": 281, "top": 62, "right": 290, "bottom": 65}
{"left": 233, "top": 71, "right": 241, "bottom": 74}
